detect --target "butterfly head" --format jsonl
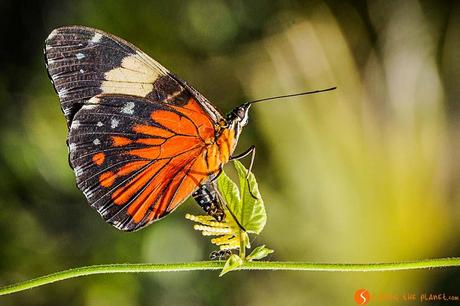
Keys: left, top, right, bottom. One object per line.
{"left": 226, "top": 102, "right": 251, "bottom": 137}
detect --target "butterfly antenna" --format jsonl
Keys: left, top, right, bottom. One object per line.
{"left": 247, "top": 86, "right": 337, "bottom": 105}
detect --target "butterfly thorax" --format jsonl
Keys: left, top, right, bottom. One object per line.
{"left": 198, "top": 103, "right": 250, "bottom": 179}
{"left": 210, "top": 103, "right": 251, "bottom": 164}
{"left": 215, "top": 128, "right": 236, "bottom": 164}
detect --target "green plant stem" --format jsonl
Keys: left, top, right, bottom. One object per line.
{"left": 239, "top": 231, "right": 246, "bottom": 259}
{"left": 1, "top": 258, "right": 460, "bottom": 296}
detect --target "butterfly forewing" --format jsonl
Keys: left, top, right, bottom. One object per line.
{"left": 45, "top": 26, "right": 199, "bottom": 126}
{"left": 45, "top": 26, "right": 229, "bottom": 231}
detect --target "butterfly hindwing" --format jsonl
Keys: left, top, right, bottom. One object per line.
{"left": 69, "top": 94, "right": 219, "bottom": 231}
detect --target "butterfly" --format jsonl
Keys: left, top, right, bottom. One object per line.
{"left": 44, "top": 26, "right": 254, "bottom": 231}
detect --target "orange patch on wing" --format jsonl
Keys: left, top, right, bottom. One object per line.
{"left": 130, "top": 170, "right": 176, "bottom": 222}
{"left": 132, "top": 193, "right": 157, "bottom": 223}
{"left": 146, "top": 164, "right": 191, "bottom": 220}
{"left": 122, "top": 155, "right": 193, "bottom": 218}
{"left": 162, "top": 163, "right": 203, "bottom": 214}
{"left": 117, "top": 160, "right": 149, "bottom": 176}
{"left": 128, "top": 135, "right": 202, "bottom": 159}
{"left": 170, "top": 98, "right": 215, "bottom": 139}
{"left": 92, "top": 152, "right": 105, "bottom": 165}
{"left": 184, "top": 98, "right": 205, "bottom": 112}
{"left": 126, "top": 186, "right": 153, "bottom": 217}
{"left": 132, "top": 124, "right": 174, "bottom": 138}
{"left": 128, "top": 146, "right": 161, "bottom": 159}
{"left": 216, "top": 129, "right": 235, "bottom": 164}
{"left": 204, "top": 144, "right": 219, "bottom": 173}
{"left": 153, "top": 176, "right": 187, "bottom": 220}
{"left": 128, "top": 147, "right": 203, "bottom": 223}
{"left": 111, "top": 159, "right": 168, "bottom": 205}
{"left": 160, "top": 136, "right": 202, "bottom": 158}
{"left": 99, "top": 171, "right": 116, "bottom": 187}
{"left": 199, "top": 126, "right": 215, "bottom": 140}
{"left": 150, "top": 152, "right": 211, "bottom": 221}
{"left": 194, "top": 154, "right": 213, "bottom": 181}
{"left": 136, "top": 138, "right": 165, "bottom": 146}
{"left": 171, "top": 170, "right": 203, "bottom": 205}
{"left": 150, "top": 110, "right": 196, "bottom": 136}
{"left": 112, "top": 136, "right": 132, "bottom": 147}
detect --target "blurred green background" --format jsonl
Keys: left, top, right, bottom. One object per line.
{"left": 1, "top": 0, "right": 459, "bottom": 305}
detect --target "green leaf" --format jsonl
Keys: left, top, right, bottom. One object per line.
{"left": 233, "top": 160, "right": 266, "bottom": 234}
{"left": 214, "top": 161, "right": 267, "bottom": 255}
{"left": 219, "top": 254, "right": 243, "bottom": 277}
{"left": 242, "top": 231, "right": 251, "bottom": 249}
{"left": 247, "top": 245, "right": 274, "bottom": 261}
{"left": 216, "top": 169, "right": 241, "bottom": 218}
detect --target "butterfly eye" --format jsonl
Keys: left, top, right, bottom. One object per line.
{"left": 237, "top": 108, "right": 246, "bottom": 119}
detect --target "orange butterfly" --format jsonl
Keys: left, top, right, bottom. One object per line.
{"left": 44, "top": 26, "right": 256, "bottom": 231}
{"left": 45, "top": 26, "right": 335, "bottom": 231}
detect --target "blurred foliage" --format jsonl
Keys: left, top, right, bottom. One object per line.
{"left": 1, "top": 0, "right": 459, "bottom": 305}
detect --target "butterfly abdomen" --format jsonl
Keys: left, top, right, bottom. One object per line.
{"left": 192, "top": 183, "right": 225, "bottom": 222}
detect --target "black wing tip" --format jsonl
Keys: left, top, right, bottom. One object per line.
{"left": 46, "top": 25, "right": 97, "bottom": 35}
{"left": 108, "top": 218, "right": 147, "bottom": 232}
{"left": 44, "top": 25, "right": 105, "bottom": 48}
{"left": 102, "top": 208, "right": 170, "bottom": 232}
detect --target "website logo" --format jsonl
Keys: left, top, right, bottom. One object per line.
{"left": 355, "top": 288, "right": 370, "bottom": 305}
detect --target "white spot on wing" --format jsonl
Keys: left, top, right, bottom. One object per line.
{"left": 82, "top": 97, "right": 100, "bottom": 110}
{"left": 75, "top": 53, "right": 85, "bottom": 60}
{"left": 58, "top": 88, "right": 68, "bottom": 98}
{"left": 93, "top": 139, "right": 101, "bottom": 145}
{"left": 71, "top": 120, "right": 80, "bottom": 129}
{"left": 121, "top": 102, "right": 135, "bottom": 115}
{"left": 111, "top": 118, "right": 119, "bottom": 129}
{"left": 101, "top": 52, "right": 161, "bottom": 96}
{"left": 82, "top": 104, "right": 97, "bottom": 110}
{"left": 100, "top": 209, "right": 110, "bottom": 217}
{"left": 80, "top": 69, "right": 85, "bottom": 74}
{"left": 91, "top": 32, "right": 103, "bottom": 43}
{"left": 69, "top": 143, "right": 77, "bottom": 152}
{"left": 74, "top": 166, "right": 83, "bottom": 177}
{"left": 165, "top": 90, "right": 182, "bottom": 102}
{"left": 97, "top": 121, "right": 104, "bottom": 127}
{"left": 83, "top": 188, "right": 94, "bottom": 199}
{"left": 112, "top": 220, "right": 122, "bottom": 229}
{"left": 88, "top": 96, "right": 100, "bottom": 104}
{"left": 50, "top": 74, "right": 59, "bottom": 81}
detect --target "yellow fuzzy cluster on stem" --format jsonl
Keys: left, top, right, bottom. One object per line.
{"left": 185, "top": 210, "right": 245, "bottom": 252}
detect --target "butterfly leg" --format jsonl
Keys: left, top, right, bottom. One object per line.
{"left": 230, "top": 145, "right": 256, "bottom": 164}
{"left": 230, "top": 145, "right": 258, "bottom": 199}
{"left": 209, "top": 249, "right": 233, "bottom": 261}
